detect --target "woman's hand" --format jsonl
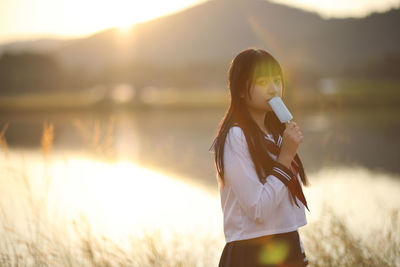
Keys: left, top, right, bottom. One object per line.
{"left": 277, "top": 121, "right": 303, "bottom": 169}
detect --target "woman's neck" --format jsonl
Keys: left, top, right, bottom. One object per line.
{"left": 248, "top": 108, "right": 271, "bottom": 135}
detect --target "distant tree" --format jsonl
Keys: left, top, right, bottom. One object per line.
{"left": 377, "top": 51, "right": 400, "bottom": 79}
{"left": 0, "top": 52, "right": 66, "bottom": 95}
{"left": 342, "top": 51, "right": 400, "bottom": 80}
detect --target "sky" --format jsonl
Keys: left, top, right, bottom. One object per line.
{"left": 0, "top": 0, "right": 399, "bottom": 45}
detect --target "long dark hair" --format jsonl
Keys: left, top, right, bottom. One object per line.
{"left": 209, "top": 47, "right": 309, "bottom": 194}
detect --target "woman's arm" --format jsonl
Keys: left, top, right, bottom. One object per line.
{"left": 224, "top": 126, "right": 295, "bottom": 224}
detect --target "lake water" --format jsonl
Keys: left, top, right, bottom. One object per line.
{"left": 3, "top": 106, "right": 400, "bottom": 181}
{"left": 0, "top": 107, "right": 399, "bottom": 265}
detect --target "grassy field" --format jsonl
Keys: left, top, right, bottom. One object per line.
{"left": 0, "top": 121, "right": 399, "bottom": 266}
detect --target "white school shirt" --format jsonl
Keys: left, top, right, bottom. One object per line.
{"left": 220, "top": 126, "right": 307, "bottom": 243}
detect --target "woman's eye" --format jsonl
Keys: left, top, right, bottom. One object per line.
{"left": 257, "top": 78, "right": 280, "bottom": 86}
{"left": 257, "top": 80, "right": 267, "bottom": 85}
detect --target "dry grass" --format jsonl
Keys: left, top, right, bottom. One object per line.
{"left": 0, "top": 122, "right": 8, "bottom": 157}
{"left": 71, "top": 115, "right": 117, "bottom": 162}
{"left": 0, "top": 121, "right": 399, "bottom": 266}
{"left": 41, "top": 121, "right": 54, "bottom": 159}
{"left": 302, "top": 205, "right": 399, "bottom": 267}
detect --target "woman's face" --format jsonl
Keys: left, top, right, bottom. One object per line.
{"left": 243, "top": 75, "right": 283, "bottom": 112}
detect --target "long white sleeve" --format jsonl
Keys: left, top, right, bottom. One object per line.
{"left": 223, "top": 126, "right": 295, "bottom": 224}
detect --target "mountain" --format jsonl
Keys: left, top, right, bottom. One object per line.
{"left": 1, "top": 0, "right": 399, "bottom": 78}
{"left": 0, "top": 38, "right": 72, "bottom": 55}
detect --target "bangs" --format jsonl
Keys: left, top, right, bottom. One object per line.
{"left": 251, "top": 58, "right": 282, "bottom": 82}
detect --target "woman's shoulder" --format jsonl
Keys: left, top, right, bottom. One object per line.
{"left": 225, "top": 126, "right": 248, "bottom": 156}
{"left": 209, "top": 124, "right": 244, "bottom": 152}
{"left": 226, "top": 124, "right": 247, "bottom": 148}
{"left": 228, "top": 123, "right": 245, "bottom": 138}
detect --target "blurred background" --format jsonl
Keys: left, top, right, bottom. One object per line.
{"left": 0, "top": 0, "right": 399, "bottom": 266}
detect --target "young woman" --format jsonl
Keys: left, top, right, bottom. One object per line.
{"left": 209, "top": 48, "right": 310, "bottom": 267}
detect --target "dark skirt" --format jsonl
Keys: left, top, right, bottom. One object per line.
{"left": 218, "top": 230, "right": 308, "bottom": 267}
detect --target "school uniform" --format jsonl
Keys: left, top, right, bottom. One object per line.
{"left": 217, "top": 125, "right": 309, "bottom": 267}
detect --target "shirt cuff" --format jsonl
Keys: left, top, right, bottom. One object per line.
{"left": 270, "top": 161, "right": 295, "bottom": 186}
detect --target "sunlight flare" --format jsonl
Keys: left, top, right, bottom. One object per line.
{"left": 13, "top": 154, "right": 223, "bottom": 244}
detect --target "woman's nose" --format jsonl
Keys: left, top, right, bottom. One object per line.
{"left": 269, "top": 85, "right": 279, "bottom": 95}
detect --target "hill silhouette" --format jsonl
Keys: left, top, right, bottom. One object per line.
{"left": 0, "top": 0, "right": 399, "bottom": 96}
{"left": 34, "top": 0, "right": 400, "bottom": 75}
